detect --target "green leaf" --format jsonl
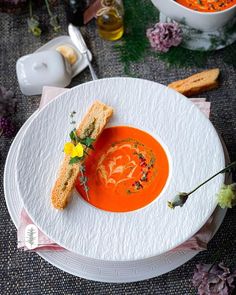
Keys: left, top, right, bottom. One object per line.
{"left": 27, "top": 17, "right": 42, "bottom": 37}
{"left": 79, "top": 165, "right": 86, "bottom": 173}
{"left": 50, "top": 15, "right": 61, "bottom": 32}
{"left": 154, "top": 46, "right": 210, "bottom": 68}
{"left": 70, "top": 111, "right": 76, "bottom": 117}
{"left": 80, "top": 137, "right": 95, "bottom": 149}
{"left": 69, "top": 129, "right": 76, "bottom": 141}
{"left": 69, "top": 129, "right": 81, "bottom": 143}
{"left": 69, "top": 157, "right": 81, "bottom": 164}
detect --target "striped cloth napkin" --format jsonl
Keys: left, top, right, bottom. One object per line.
{"left": 18, "top": 86, "right": 212, "bottom": 251}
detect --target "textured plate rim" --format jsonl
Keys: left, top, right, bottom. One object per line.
{"left": 3, "top": 97, "right": 228, "bottom": 282}
{"left": 15, "top": 77, "right": 226, "bottom": 261}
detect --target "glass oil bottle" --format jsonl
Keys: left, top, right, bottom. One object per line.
{"left": 96, "top": 0, "right": 124, "bottom": 41}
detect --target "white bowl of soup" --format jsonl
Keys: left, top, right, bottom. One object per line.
{"left": 151, "top": 0, "right": 236, "bottom": 32}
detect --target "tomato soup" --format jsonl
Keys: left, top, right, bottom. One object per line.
{"left": 75, "top": 126, "right": 169, "bottom": 212}
{"left": 175, "top": 0, "right": 236, "bottom": 12}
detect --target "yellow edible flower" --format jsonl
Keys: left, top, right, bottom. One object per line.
{"left": 64, "top": 142, "right": 84, "bottom": 158}
{"left": 64, "top": 142, "right": 74, "bottom": 155}
{"left": 71, "top": 143, "right": 84, "bottom": 158}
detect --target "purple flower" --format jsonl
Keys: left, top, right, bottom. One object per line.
{"left": 192, "top": 262, "right": 236, "bottom": 295}
{"left": 0, "top": 117, "right": 15, "bottom": 138}
{"left": 146, "top": 22, "right": 183, "bottom": 53}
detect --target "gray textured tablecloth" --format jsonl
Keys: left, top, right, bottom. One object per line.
{"left": 0, "top": 2, "right": 236, "bottom": 295}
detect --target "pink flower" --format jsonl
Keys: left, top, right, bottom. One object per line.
{"left": 192, "top": 262, "right": 236, "bottom": 295}
{"left": 146, "top": 22, "right": 183, "bottom": 53}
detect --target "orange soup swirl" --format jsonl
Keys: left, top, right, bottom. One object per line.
{"left": 75, "top": 126, "right": 169, "bottom": 212}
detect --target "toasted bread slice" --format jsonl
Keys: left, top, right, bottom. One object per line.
{"left": 168, "top": 68, "right": 220, "bottom": 97}
{"left": 51, "top": 101, "right": 113, "bottom": 210}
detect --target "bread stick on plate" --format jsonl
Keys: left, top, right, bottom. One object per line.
{"left": 168, "top": 68, "right": 220, "bottom": 97}
{"left": 51, "top": 100, "right": 113, "bottom": 210}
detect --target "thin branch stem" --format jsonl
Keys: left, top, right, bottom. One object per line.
{"left": 44, "top": 0, "right": 53, "bottom": 17}
{"left": 188, "top": 161, "right": 236, "bottom": 196}
{"left": 80, "top": 165, "right": 89, "bottom": 201}
{"left": 29, "top": 0, "right": 33, "bottom": 18}
{"left": 208, "top": 249, "right": 222, "bottom": 272}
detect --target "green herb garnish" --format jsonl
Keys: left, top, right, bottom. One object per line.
{"left": 80, "top": 137, "right": 95, "bottom": 149}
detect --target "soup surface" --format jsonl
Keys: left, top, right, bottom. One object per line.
{"left": 175, "top": 0, "right": 236, "bottom": 12}
{"left": 75, "top": 126, "right": 169, "bottom": 212}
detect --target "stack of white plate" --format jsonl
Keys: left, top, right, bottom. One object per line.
{"left": 4, "top": 78, "right": 227, "bottom": 282}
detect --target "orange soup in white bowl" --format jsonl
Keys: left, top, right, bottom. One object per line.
{"left": 151, "top": 0, "right": 236, "bottom": 31}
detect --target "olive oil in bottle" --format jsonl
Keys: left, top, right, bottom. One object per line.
{"left": 96, "top": 0, "right": 124, "bottom": 41}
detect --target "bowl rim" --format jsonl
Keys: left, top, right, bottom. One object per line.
{"left": 169, "top": 0, "right": 236, "bottom": 16}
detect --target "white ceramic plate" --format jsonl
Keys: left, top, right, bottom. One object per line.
{"left": 3, "top": 110, "right": 228, "bottom": 282}
{"left": 36, "top": 36, "right": 92, "bottom": 78}
{"left": 16, "top": 77, "right": 225, "bottom": 261}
